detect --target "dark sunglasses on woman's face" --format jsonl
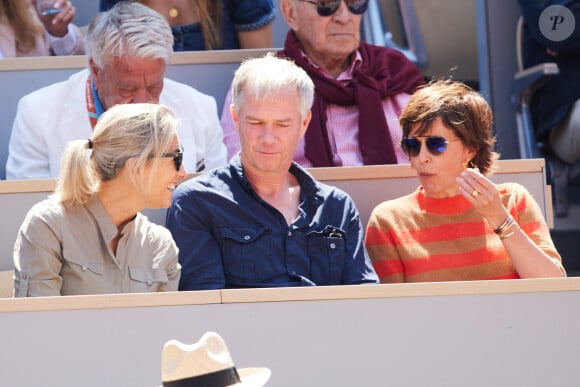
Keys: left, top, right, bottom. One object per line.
{"left": 163, "top": 147, "right": 184, "bottom": 171}
{"left": 148, "top": 145, "right": 183, "bottom": 171}
{"left": 400, "top": 136, "right": 461, "bottom": 157}
{"left": 299, "top": 0, "right": 369, "bottom": 16}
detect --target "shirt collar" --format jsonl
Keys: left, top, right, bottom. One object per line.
{"left": 86, "top": 195, "right": 136, "bottom": 243}
{"left": 416, "top": 186, "right": 473, "bottom": 215}
{"left": 300, "top": 49, "right": 363, "bottom": 81}
{"left": 229, "top": 153, "right": 323, "bottom": 207}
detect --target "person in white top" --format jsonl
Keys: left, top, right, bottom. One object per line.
{"left": 6, "top": 2, "right": 227, "bottom": 179}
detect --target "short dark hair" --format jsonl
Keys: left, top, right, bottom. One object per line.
{"left": 399, "top": 79, "right": 498, "bottom": 175}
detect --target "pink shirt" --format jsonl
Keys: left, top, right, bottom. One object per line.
{"left": 220, "top": 50, "right": 412, "bottom": 166}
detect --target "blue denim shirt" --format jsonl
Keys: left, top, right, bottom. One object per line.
{"left": 166, "top": 155, "right": 378, "bottom": 290}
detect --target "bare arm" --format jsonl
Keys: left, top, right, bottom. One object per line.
{"left": 498, "top": 221, "right": 565, "bottom": 278}
{"left": 457, "top": 168, "right": 565, "bottom": 278}
{"left": 237, "top": 24, "right": 274, "bottom": 49}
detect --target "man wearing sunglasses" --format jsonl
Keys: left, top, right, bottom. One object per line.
{"left": 167, "top": 54, "right": 379, "bottom": 290}
{"left": 221, "top": 0, "right": 424, "bottom": 167}
{"left": 6, "top": 2, "right": 227, "bottom": 180}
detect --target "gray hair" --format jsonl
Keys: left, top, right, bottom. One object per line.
{"left": 232, "top": 53, "right": 314, "bottom": 120}
{"left": 86, "top": 2, "right": 173, "bottom": 69}
{"left": 54, "top": 103, "right": 178, "bottom": 207}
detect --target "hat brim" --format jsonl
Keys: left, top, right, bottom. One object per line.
{"left": 235, "top": 367, "right": 271, "bottom": 386}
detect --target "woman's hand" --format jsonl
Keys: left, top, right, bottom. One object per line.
{"left": 456, "top": 168, "right": 510, "bottom": 230}
{"left": 457, "top": 168, "right": 565, "bottom": 278}
{"left": 33, "top": 0, "right": 76, "bottom": 38}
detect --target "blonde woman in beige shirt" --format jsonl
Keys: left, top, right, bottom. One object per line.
{"left": 13, "top": 103, "right": 187, "bottom": 297}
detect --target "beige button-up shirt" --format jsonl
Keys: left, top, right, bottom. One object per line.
{"left": 13, "top": 195, "right": 180, "bottom": 297}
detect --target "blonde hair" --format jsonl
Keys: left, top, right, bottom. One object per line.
{"left": 0, "top": 0, "right": 44, "bottom": 53}
{"left": 196, "top": 0, "right": 223, "bottom": 49}
{"left": 54, "top": 103, "right": 178, "bottom": 207}
{"left": 399, "top": 79, "right": 498, "bottom": 175}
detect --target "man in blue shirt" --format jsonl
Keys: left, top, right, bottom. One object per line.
{"left": 166, "top": 54, "right": 378, "bottom": 290}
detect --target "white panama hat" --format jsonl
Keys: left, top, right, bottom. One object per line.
{"left": 161, "top": 331, "right": 271, "bottom": 387}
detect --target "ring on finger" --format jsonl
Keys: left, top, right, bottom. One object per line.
{"left": 472, "top": 189, "right": 479, "bottom": 197}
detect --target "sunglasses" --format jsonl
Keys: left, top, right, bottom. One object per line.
{"left": 400, "top": 136, "right": 461, "bottom": 157}
{"left": 148, "top": 145, "right": 183, "bottom": 171}
{"left": 299, "top": 0, "right": 369, "bottom": 16}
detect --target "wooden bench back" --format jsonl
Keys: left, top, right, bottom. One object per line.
{"left": 0, "top": 159, "right": 550, "bottom": 271}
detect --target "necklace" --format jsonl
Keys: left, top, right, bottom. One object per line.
{"left": 169, "top": 6, "right": 179, "bottom": 18}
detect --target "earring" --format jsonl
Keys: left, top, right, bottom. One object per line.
{"left": 469, "top": 160, "right": 477, "bottom": 169}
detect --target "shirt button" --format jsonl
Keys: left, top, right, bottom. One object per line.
{"left": 330, "top": 243, "right": 336, "bottom": 249}
{"left": 81, "top": 265, "right": 88, "bottom": 271}
{"left": 244, "top": 235, "right": 251, "bottom": 241}
{"left": 288, "top": 231, "right": 292, "bottom": 237}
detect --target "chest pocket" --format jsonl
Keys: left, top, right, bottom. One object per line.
{"left": 129, "top": 267, "right": 169, "bottom": 291}
{"left": 61, "top": 248, "right": 105, "bottom": 277}
{"left": 61, "top": 231, "right": 106, "bottom": 277}
{"left": 219, "top": 226, "right": 275, "bottom": 283}
{"left": 59, "top": 249, "right": 105, "bottom": 294}
{"left": 306, "top": 233, "right": 347, "bottom": 285}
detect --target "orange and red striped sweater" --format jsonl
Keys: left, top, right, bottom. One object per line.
{"left": 365, "top": 183, "right": 562, "bottom": 283}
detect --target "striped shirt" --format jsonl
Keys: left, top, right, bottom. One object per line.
{"left": 365, "top": 183, "right": 563, "bottom": 282}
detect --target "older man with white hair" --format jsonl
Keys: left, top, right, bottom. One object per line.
{"left": 7, "top": 2, "right": 226, "bottom": 179}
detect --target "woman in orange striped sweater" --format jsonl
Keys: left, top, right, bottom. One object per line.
{"left": 365, "top": 80, "right": 566, "bottom": 282}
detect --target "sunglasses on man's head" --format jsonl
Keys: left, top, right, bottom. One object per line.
{"left": 299, "top": 0, "right": 369, "bottom": 17}
{"left": 148, "top": 145, "right": 183, "bottom": 171}
{"left": 400, "top": 136, "right": 461, "bottom": 157}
